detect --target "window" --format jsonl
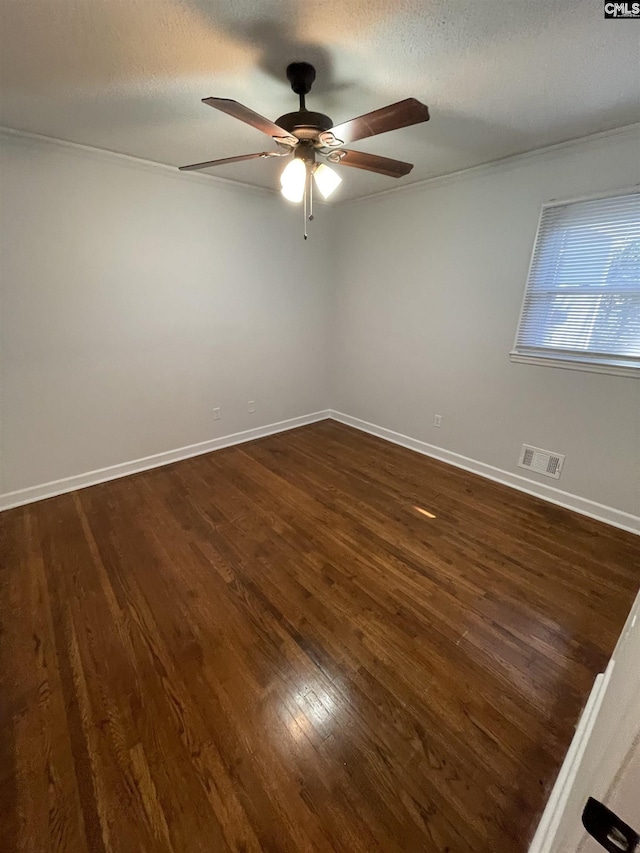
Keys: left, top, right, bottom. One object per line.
{"left": 511, "top": 189, "right": 640, "bottom": 377}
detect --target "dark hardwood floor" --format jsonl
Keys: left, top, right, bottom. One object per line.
{"left": 1, "top": 420, "right": 638, "bottom": 852}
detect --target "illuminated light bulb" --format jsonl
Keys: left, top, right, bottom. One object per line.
{"left": 313, "top": 163, "right": 342, "bottom": 199}
{"left": 280, "top": 158, "right": 306, "bottom": 203}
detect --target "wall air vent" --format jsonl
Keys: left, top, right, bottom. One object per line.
{"left": 518, "top": 444, "right": 565, "bottom": 479}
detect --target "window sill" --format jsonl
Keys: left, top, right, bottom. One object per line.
{"left": 509, "top": 352, "right": 640, "bottom": 378}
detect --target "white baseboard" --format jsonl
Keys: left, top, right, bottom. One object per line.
{"left": 3, "top": 410, "right": 638, "bottom": 534}
{"left": 329, "top": 411, "right": 640, "bottom": 535}
{"left": 0, "top": 411, "right": 331, "bottom": 511}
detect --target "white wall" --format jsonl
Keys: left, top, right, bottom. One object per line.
{"left": 331, "top": 127, "right": 640, "bottom": 521}
{"left": 0, "top": 133, "right": 332, "bottom": 495}
{"left": 2, "top": 127, "right": 639, "bottom": 525}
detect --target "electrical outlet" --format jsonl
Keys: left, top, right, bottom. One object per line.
{"left": 248, "top": 401, "right": 256, "bottom": 414}
{"left": 434, "top": 414, "right": 442, "bottom": 428}
{"left": 212, "top": 407, "right": 220, "bottom": 420}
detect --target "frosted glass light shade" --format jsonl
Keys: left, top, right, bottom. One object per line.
{"left": 313, "top": 163, "right": 342, "bottom": 199}
{"left": 280, "top": 158, "right": 306, "bottom": 203}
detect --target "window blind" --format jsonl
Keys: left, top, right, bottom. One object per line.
{"left": 512, "top": 190, "right": 640, "bottom": 375}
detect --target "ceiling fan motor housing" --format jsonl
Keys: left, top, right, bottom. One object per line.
{"left": 275, "top": 109, "right": 333, "bottom": 140}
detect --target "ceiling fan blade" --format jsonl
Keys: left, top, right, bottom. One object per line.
{"left": 179, "top": 152, "right": 284, "bottom": 172}
{"left": 334, "top": 149, "right": 413, "bottom": 178}
{"left": 203, "top": 98, "right": 297, "bottom": 144}
{"left": 330, "top": 98, "right": 429, "bottom": 144}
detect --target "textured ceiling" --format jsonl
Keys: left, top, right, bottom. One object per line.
{"left": 1, "top": 0, "right": 639, "bottom": 201}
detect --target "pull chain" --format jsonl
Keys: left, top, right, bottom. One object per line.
{"left": 302, "top": 164, "right": 314, "bottom": 241}
{"left": 303, "top": 170, "right": 308, "bottom": 240}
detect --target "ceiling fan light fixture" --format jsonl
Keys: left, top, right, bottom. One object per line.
{"left": 280, "top": 158, "right": 306, "bottom": 203}
{"left": 313, "top": 163, "right": 342, "bottom": 199}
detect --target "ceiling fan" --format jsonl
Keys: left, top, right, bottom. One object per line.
{"left": 180, "top": 62, "right": 430, "bottom": 236}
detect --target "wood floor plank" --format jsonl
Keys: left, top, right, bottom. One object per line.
{"left": 1, "top": 420, "right": 638, "bottom": 852}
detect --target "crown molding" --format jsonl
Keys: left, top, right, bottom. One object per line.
{"left": 0, "top": 125, "right": 335, "bottom": 206}
{"left": 335, "top": 121, "right": 640, "bottom": 207}
{"left": 3, "top": 122, "right": 638, "bottom": 207}
{"left": 0, "top": 125, "right": 280, "bottom": 198}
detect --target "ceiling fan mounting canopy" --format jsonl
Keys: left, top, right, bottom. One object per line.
{"left": 286, "top": 61, "right": 317, "bottom": 96}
